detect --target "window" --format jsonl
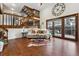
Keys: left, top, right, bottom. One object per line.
{"left": 64, "top": 16, "right": 76, "bottom": 39}
{"left": 53, "top": 19, "right": 62, "bottom": 37}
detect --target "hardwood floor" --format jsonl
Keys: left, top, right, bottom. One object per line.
{"left": 0, "top": 37, "right": 79, "bottom": 56}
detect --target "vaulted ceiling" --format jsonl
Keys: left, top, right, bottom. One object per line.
{"left": 2, "top": 3, "right": 41, "bottom": 16}
{"left": 1, "top": 3, "right": 56, "bottom": 16}
{"left": 3, "top": 3, "right": 41, "bottom": 12}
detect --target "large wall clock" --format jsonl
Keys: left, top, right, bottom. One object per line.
{"left": 52, "top": 3, "right": 65, "bottom": 16}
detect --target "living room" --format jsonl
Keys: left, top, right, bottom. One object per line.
{"left": 0, "top": 3, "right": 79, "bottom": 56}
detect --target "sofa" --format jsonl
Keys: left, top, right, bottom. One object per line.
{"left": 26, "top": 28, "right": 51, "bottom": 39}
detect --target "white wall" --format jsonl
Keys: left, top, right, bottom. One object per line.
{"left": 40, "top": 3, "right": 79, "bottom": 29}
{"left": 8, "top": 28, "right": 28, "bottom": 40}
{"left": 8, "top": 28, "right": 22, "bottom": 40}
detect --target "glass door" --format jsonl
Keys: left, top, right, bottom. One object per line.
{"left": 64, "top": 16, "right": 76, "bottom": 39}
{"left": 46, "top": 20, "right": 53, "bottom": 36}
{"left": 53, "top": 19, "right": 62, "bottom": 37}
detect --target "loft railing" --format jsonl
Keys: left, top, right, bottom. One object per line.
{"left": 0, "top": 13, "right": 40, "bottom": 28}
{"left": 0, "top": 13, "right": 25, "bottom": 28}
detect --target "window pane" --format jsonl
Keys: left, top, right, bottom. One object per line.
{"left": 64, "top": 16, "right": 76, "bottom": 39}
{"left": 47, "top": 20, "right": 53, "bottom": 29}
{"left": 54, "top": 19, "right": 62, "bottom": 37}
{"left": 47, "top": 20, "right": 53, "bottom": 35}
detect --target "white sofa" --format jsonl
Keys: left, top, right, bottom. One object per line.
{"left": 26, "top": 28, "right": 51, "bottom": 39}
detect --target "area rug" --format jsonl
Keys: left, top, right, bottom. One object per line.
{"left": 27, "top": 39, "right": 49, "bottom": 47}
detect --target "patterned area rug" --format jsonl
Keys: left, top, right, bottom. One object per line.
{"left": 27, "top": 39, "right": 49, "bottom": 47}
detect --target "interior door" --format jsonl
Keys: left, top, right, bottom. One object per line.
{"left": 64, "top": 16, "right": 76, "bottom": 40}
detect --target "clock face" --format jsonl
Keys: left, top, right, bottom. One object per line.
{"left": 52, "top": 3, "right": 65, "bottom": 16}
